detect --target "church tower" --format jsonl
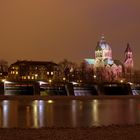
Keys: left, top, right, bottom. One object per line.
{"left": 95, "top": 35, "right": 112, "bottom": 67}
{"left": 124, "top": 43, "right": 133, "bottom": 81}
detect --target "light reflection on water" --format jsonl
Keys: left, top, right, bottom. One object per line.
{"left": 92, "top": 100, "right": 99, "bottom": 126}
{"left": 0, "top": 98, "right": 140, "bottom": 128}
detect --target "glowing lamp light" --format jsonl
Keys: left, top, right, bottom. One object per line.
{"left": 128, "top": 82, "right": 133, "bottom": 85}
{"left": 47, "top": 100, "right": 53, "bottom": 104}
{"left": 71, "top": 81, "right": 78, "bottom": 85}
{"left": 1, "top": 79, "right": 6, "bottom": 82}
{"left": 4, "top": 80, "right": 13, "bottom": 84}
{"left": 38, "top": 81, "right": 47, "bottom": 86}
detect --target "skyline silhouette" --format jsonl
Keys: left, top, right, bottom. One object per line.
{"left": 0, "top": 0, "right": 140, "bottom": 69}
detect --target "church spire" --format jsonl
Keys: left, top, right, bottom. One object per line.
{"left": 124, "top": 43, "right": 133, "bottom": 60}
{"left": 124, "top": 43, "right": 133, "bottom": 81}
{"left": 125, "top": 43, "right": 132, "bottom": 53}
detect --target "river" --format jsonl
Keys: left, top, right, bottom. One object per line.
{"left": 0, "top": 96, "right": 140, "bottom": 128}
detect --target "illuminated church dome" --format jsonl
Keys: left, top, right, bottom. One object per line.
{"left": 99, "top": 36, "right": 111, "bottom": 50}
{"left": 84, "top": 35, "right": 133, "bottom": 82}
{"left": 95, "top": 35, "right": 112, "bottom": 61}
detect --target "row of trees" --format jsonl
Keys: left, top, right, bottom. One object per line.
{"left": 0, "top": 59, "right": 139, "bottom": 83}
{"left": 0, "top": 60, "right": 8, "bottom": 80}
{"left": 57, "top": 59, "right": 95, "bottom": 84}
{"left": 57, "top": 59, "right": 134, "bottom": 83}
{"left": 0, "top": 60, "right": 8, "bottom": 72}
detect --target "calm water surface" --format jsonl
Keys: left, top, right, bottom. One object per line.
{"left": 0, "top": 97, "right": 140, "bottom": 128}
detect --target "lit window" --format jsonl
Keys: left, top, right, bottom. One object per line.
{"left": 51, "top": 72, "right": 53, "bottom": 75}
{"left": 22, "top": 76, "right": 26, "bottom": 79}
{"left": 35, "top": 74, "right": 38, "bottom": 79}
{"left": 63, "top": 77, "right": 66, "bottom": 81}
{"left": 16, "top": 71, "right": 18, "bottom": 75}
{"left": 47, "top": 72, "right": 49, "bottom": 75}
{"left": 31, "top": 76, "right": 34, "bottom": 79}
{"left": 28, "top": 76, "right": 30, "bottom": 79}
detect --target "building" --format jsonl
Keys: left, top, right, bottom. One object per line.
{"left": 8, "top": 60, "right": 59, "bottom": 82}
{"left": 124, "top": 43, "right": 134, "bottom": 82}
{"left": 85, "top": 36, "right": 133, "bottom": 82}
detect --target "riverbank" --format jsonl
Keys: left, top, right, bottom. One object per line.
{"left": 0, "top": 125, "right": 140, "bottom": 140}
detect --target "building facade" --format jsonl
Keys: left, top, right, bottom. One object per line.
{"left": 8, "top": 60, "right": 59, "bottom": 82}
{"left": 85, "top": 36, "right": 133, "bottom": 82}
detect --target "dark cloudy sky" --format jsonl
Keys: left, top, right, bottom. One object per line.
{"left": 0, "top": 0, "right": 140, "bottom": 69}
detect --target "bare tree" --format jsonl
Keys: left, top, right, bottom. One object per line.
{"left": 58, "top": 59, "right": 77, "bottom": 82}
{"left": 0, "top": 60, "right": 8, "bottom": 72}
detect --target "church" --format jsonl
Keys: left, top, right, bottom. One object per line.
{"left": 85, "top": 36, "right": 133, "bottom": 82}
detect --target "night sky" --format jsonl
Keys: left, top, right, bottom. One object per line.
{"left": 0, "top": 0, "right": 140, "bottom": 69}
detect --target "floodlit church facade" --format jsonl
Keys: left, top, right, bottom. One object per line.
{"left": 85, "top": 36, "right": 133, "bottom": 82}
